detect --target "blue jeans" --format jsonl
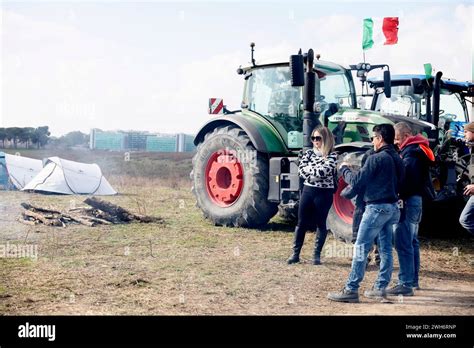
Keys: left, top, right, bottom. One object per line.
{"left": 345, "top": 203, "right": 400, "bottom": 292}
{"left": 459, "top": 196, "right": 474, "bottom": 235}
{"left": 393, "top": 196, "right": 422, "bottom": 287}
{"left": 412, "top": 220, "right": 420, "bottom": 288}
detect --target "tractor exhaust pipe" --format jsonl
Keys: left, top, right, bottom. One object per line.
{"left": 290, "top": 48, "right": 321, "bottom": 151}
{"left": 433, "top": 71, "right": 443, "bottom": 129}
{"left": 303, "top": 49, "right": 322, "bottom": 150}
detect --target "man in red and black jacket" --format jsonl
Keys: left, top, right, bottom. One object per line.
{"left": 387, "top": 122, "right": 435, "bottom": 296}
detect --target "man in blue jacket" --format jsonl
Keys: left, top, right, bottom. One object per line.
{"left": 328, "top": 124, "right": 404, "bottom": 303}
{"left": 387, "top": 122, "right": 435, "bottom": 296}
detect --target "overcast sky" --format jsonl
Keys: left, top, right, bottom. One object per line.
{"left": 0, "top": 0, "right": 472, "bottom": 136}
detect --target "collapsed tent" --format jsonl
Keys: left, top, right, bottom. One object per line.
{"left": 0, "top": 152, "right": 43, "bottom": 190}
{"left": 22, "top": 157, "right": 117, "bottom": 195}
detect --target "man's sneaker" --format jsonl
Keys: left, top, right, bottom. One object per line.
{"left": 412, "top": 283, "right": 420, "bottom": 291}
{"left": 327, "top": 288, "right": 359, "bottom": 303}
{"left": 386, "top": 284, "right": 414, "bottom": 296}
{"left": 364, "top": 287, "right": 386, "bottom": 299}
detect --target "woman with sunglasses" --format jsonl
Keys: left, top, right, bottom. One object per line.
{"left": 287, "top": 126, "right": 337, "bottom": 265}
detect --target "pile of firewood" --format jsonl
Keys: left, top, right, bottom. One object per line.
{"left": 18, "top": 197, "right": 164, "bottom": 227}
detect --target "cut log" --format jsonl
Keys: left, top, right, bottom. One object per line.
{"left": 20, "top": 203, "right": 62, "bottom": 215}
{"left": 83, "top": 197, "right": 164, "bottom": 224}
{"left": 79, "top": 215, "right": 112, "bottom": 225}
{"left": 69, "top": 207, "right": 92, "bottom": 212}
{"left": 61, "top": 213, "right": 95, "bottom": 227}
{"left": 90, "top": 210, "right": 119, "bottom": 223}
{"left": 84, "top": 197, "right": 135, "bottom": 222}
{"left": 22, "top": 210, "right": 62, "bottom": 226}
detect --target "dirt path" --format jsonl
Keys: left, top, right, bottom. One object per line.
{"left": 0, "top": 187, "right": 473, "bottom": 315}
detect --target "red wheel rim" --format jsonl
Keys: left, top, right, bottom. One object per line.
{"left": 333, "top": 178, "right": 354, "bottom": 224}
{"left": 205, "top": 150, "right": 244, "bottom": 207}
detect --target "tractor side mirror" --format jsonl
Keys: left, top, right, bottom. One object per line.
{"left": 290, "top": 54, "right": 305, "bottom": 87}
{"left": 383, "top": 70, "right": 391, "bottom": 98}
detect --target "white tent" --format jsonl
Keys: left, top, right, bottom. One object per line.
{"left": 3, "top": 154, "right": 43, "bottom": 189}
{"left": 22, "top": 157, "right": 117, "bottom": 195}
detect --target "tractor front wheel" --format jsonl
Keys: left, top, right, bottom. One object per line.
{"left": 327, "top": 177, "right": 356, "bottom": 243}
{"left": 327, "top": 151, "right": 365, "bottom": 243}
{"left": 191, "top": 125, "right": 278, "bottom": 227}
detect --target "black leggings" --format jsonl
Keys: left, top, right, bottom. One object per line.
{"left": 298, "top": 185, "right": 333, "bottom": 232}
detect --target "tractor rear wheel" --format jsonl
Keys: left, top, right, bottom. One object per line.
{"left": 191, "top": 125, "right": 278, "bottom": 227}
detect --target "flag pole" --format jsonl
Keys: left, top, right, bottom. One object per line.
{"left": 362, "top": 49, "right": 368, "bottom": 95}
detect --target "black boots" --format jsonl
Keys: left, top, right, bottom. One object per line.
{"left": 313, "top": 229, "right": 328, "bottom": 265}
{"left": 287, "top": 227, "right": 328, "bottom": 265}
{"left": 287, "top": 226, "right": 305, "bottom": 264}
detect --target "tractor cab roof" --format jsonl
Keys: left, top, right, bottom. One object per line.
{"left": 368, "top": 74, "right": 432, "bottom": 88}
{"left": 442, "top": 80, "right": 474, "bottom": 96}
{"left": 243, "top": 59, "right": 348, "bottom": 76}
{"left": 368, "top": 74, "right": 474, "bottom": 96}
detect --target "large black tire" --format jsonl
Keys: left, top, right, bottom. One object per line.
{"left": 191, "top": 125, "right": 278, "bottom": 227}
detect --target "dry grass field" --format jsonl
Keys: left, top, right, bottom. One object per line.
{"left": 0, "top": 149, "right": 473, "bottom": 315}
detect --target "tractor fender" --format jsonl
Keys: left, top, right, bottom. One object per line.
{"left": 193, "top": 115, "right": 288, "bottom": 154}
{"left": 334, "top": 141, "right": 372, "bottom": 154}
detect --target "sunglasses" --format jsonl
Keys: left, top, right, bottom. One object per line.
{"left": 311, "top": 136, "right": 322, "bottom": 142}
{"left": 370, "top": 135, "right": 380, "bottom": 142}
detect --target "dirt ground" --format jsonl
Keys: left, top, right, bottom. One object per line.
{"left": 1, "top": 175, "right": 473, "bottom": 315}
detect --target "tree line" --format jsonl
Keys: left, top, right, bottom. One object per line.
{"left": 0, "top": 127, "right": 91, "bottom": 149}
{"left": 0, "top": 127, "right": 50, "bottom": 149}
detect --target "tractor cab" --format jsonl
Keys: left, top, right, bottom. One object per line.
{"left": 240, "top": 61, "right": 356, "bottom": 149}
{"left": 366, "top": 74, "right": 474, "bottom": 203}
{"left": 369, "top": 75, "right": 473, "bottom": 132}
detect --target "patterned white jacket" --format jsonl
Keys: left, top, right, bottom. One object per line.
{"left": 298, "top": 149, "right": 337, "bottom": 188}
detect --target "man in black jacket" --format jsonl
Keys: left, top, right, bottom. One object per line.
{"left": 387, "top": 122, "right": 435, "bottom": 296}
{"left": 328, "top": 124, "right": 404, "bottom": 303}
{"left": 341, "top": 149, "right": 381, "bottom": 266}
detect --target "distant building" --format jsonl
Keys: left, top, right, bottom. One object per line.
{"left": 90, "top": 129, "right": 126, "bottom": 151}
{"left": 126, "top": 132, "right": 148, "bottom": 151}
{"left": 176, "top": 133, "right": 196, "bottom": 152}
{"left": 90, "top": 129, "right": 196, "bottom": 152}
{"left": 146, "top": 134, "right": 176, "bottom": 152}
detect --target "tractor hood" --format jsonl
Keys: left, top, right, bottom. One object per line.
{"left": 328, "top": 109, "right": 391, "bottom": 125}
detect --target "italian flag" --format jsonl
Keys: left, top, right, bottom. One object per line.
{"left": 362, "top": 17, "right": 399, "bottom": 50}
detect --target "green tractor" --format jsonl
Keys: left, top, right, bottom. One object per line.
{"left": 326, "top": 69, "right": 474, "bottom": 240}
{"left": 191, "top": 44, "right": 392, "bottom": 232}
{"left": 363, "top": 72, "right": 474, "bottom": 237}
{"left": 191, "top": 43, "right": 473, "bottom": 239}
